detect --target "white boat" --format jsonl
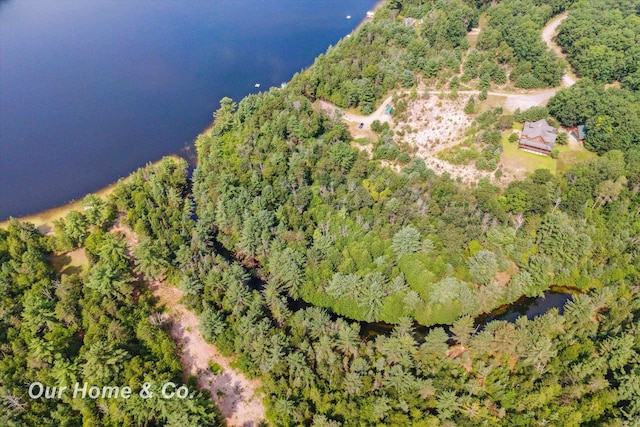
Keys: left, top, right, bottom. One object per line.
{"left": 346, "top": 15, "right": 351, "bottom": 19}
{"left": 255, "top": 83, "right": 260, "bottom": 88}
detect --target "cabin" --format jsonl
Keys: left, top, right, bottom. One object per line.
{"left": 385, "top": 105, "right": 394, "bottom": 115}
{"left": 571, "top": 124, "right": 586, "bottom": 141}
{"left": 519, "top": 119, "right": 557, "bottom": 155}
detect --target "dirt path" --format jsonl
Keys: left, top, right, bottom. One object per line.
{"left": 319, "top": 87, "right": 557, "bottom": 125}
{"left": 541, "top": 12, "right": 577, "bottom": 87}
{"left": 110, "top": 218, "right": 266, "bottom": 427}
{"left": 318, "top": 96, "right": 394, "bottom": 127}
{"left": 150, "top": 282, "right": 266, "bottom": 427}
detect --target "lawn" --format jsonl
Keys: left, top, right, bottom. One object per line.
{"left": 556, "top": 147, "right": 596, "bottom": 174}
{"left": 502, "top": 131, "right": 558, "bottom": 174}
{"left": 501, "top": 130, "right": 594, "bottom": 176}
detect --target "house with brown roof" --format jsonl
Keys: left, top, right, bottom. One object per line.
{"left": 519, "top": 119, "right": 557, "bottom": 155}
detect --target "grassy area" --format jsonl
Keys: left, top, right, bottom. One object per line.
{"left": 49, "top": 248, "right": 90, "bottom": 275}
{"left": 479, "top": 94, "right": 506, "bottom": 112}
{"left": 556, "top": 146, "right": 596, "bottom": 174}
{"left": 502, "top": 132, "right": 558, "bottom": 174}
{"left": 512, "top": 122, "right": 523, "bottom": 131}
{"left": 501, "top": 130, "right": 595, "bottom": 176}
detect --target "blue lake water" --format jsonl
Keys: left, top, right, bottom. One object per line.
{"left": 0, "top": 0, "right": 378, "bottom": 219}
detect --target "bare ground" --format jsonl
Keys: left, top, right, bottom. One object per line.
{"left": 151, "top": 281, "right": 266, "bottom": 427}
{"left": 399, "top": 93, "right": 494, "bottom": 183}
{"left": 110, "top": 217, "right": 266, "bottom": 427}
{"left": 541, "top": 12, "right": 577, "bottom": 87}
{"left": 313, "top": 15, "right": 579, "bottom": 185}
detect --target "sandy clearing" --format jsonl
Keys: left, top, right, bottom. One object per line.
{"left": 150, "top": 281, "right": 266, "bottom": 427}
{"left": 110, "top": 217, "right": 266, "bottom": 427}
{"left": 49, "top": 247, "right": 89, "bottom": 275}
{"left": 396, "top": 93, "right": 496, "bottom": 184}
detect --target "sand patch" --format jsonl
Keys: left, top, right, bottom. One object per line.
{"left": 151, "top": 281, "right": 266, "bottom": 427}
{"left": 109, "top": 218, "right": 266, "bottom": 427}
{"left": 49, "top": 247, "right": 89, "bottom": 275}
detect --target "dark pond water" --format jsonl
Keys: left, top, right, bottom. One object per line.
{"left": 475, "top": 290, "right": 574, "bottom": 325}
{"left": 0, "top": 0, "right": 378, "bottom": 219}
{"left": 360, "top": 290, "right": 574, "bottom": 341}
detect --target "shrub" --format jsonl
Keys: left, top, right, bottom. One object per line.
{"left": 515, "top": 73, "right": 543, "bottom": 89}
{"left": 556, "top": 132, "right": 568, "bottom": 145}
{"left": 464, "top": 96, "right": 476, "bottom": 114}
{"left": 397, "top": 152, "right": 411, "bottom": 164}
{"left": 514, "top": 106, "right": 548, "bottom": 123}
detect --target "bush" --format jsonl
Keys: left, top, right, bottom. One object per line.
{"left": 550, "top": 148, "right": 559, "bottom": 159}
{"left": 401, "top": 69, "right": 415, "bottom": 88}
{"left": 508, "top": 133, "right": 519, "bottom": 143}
{"left": 397, "top": 152, "right": 411, "bottom": 164}
{"left": 496, "top": 115, "right": 514, "bottom": 130}
{"left": 374, "top": 144, "right": 399, "bottom": 160}
{"left": 515, "top": 74, "right": 543, "bottom": 89}
{"left": 208, "top": 361, "right": 223, "bottom": 375}
{"left": 514, "top": 106, "right": 548, "bottom": 123}
{"left": 493, "top": 67, "right": 507, "bottom": 85}
{"left": 464, "top": 96, "right": 476, "bottom": 114}
{"left": 556, "top": 132, "right": 568, "bottom": 145}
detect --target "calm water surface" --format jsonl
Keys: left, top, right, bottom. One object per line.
{"left": 0, "top": 0, "right": 378, "bottom": 219}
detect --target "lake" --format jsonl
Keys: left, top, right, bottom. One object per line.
{"left": 0, "top": 0, "right": 378, "bottom": 219}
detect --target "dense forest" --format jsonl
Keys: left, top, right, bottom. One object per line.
{"left": 3, "top": 0, "right": 640, "bottom": 425}
{"left": 548, "top": 0, "right": 640, "bottom": 155}
{"left": 0, "top": 169, "right": 222, "bottom": 426}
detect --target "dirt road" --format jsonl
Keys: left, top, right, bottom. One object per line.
{"left": 319, "top": 97, "right": 394, "bottom": 127}
{"left": 150, "top": 282, "right": 266, "bottom": 427}
{"left": 541, "top": 12, "right": 577, "bottom": 87}
{"left": 318, "top": 12, "right": 578, "bottom": 127}
{"left": 110, "top": 218, "right": 266, "bottom": 427}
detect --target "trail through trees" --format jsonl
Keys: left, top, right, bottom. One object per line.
{"left": 110, "top": 218, "right": 266, "bottom": 427}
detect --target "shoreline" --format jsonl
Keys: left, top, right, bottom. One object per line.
{"left": 2, "top": 1, "right": 386, "bottom": 234}
{"left": 0, "top": 155, "right": 183, "bottom": 233}
{"left": 198, "top": 1, "right": 386, "bottom": 138}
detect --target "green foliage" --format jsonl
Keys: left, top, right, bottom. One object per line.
{"left": 514, "top": 106, "right": 549, "bottom": 123}
{"left": 200, "top": 306, "right": 226, "bottom": 342}
{"left": 0, "top": 208, "right": 221, "bottom": 426}
{"left": 476, "top": 0, "right": 565, "bottom": 88}
{"left": 463, "top": 96, "right": 476, "bottom": 114}
{"left": 467, "top": 250, "right": 498, "bottom": 285}
{"left": 548, "top": 80, "right": 640, "bottom": 155}
{"left": 10, "top": 2, "right": 640, "bottom": 425}
{"left": 391, "top": 226, "right": 422, "bottom": 258}
{"left": 556, "top": 0, "right": 640, "bottom": 85}
{"left": 556, "top": 132, "right": 568, "bottom": 145}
